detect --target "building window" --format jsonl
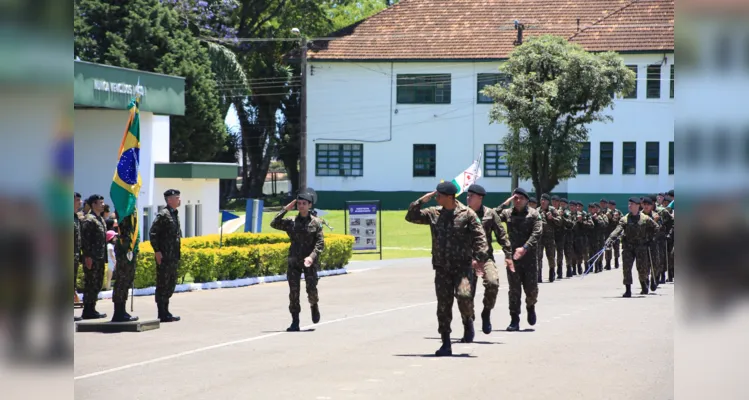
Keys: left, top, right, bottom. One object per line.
{"left": 396, "top": 74, "right": 451, "bottom": 104}
{"left": 484, "top": 144, "right": 510, "bottom": 177}
{"left": 669, "top": 141, "right": 674, "bottom": 174}
{"left": 315, "top": 143, "right": 363, "bottom": 176}
{"left": 714, "top": 127, "right": 730, "bottom": 166}
{"left": 622, "top": 142, "right": 637, "bottom": 175}
{"left": 413, "top": 144, "right": 436, "bottom": 177}
{"left": 624, "top": 65, "right": 637, "bottom": 99}
{"left": 646, "top": 142, "right": 659, "bottom": 175}
{"left": 477, "top": 73, "right": 510, "bottom": 104}
{"left": 577, "top": 142, "right": 591, "bottom": 174}
{"left": 647, "top": 65, "right": 661, "bottom": 99}
{"left": 670, "top": 65, "right": 674, "bottom": 99}
{"left": 600, "top": 142, "right": 614, "bottom": 175}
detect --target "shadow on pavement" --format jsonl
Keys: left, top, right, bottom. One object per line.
{"left": 499, "top": 328, "right": 535, "bottom": 333}
{"left": 260, "top": 329, "right": 316, "bottom": 333}
{"left": 393, "top": 353, "right": 476, "bottom": 358}
{"left": 423, "top": 337, "right": 503, "bottom": 345}
{"left": 601, "top": 296, "right": 647, "bottom": 299}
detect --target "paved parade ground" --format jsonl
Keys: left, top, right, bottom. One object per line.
{"left": 74, "top": 257, "right": 674, "bottom": 400}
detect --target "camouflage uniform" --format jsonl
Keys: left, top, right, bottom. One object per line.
{"left": 641, "top": 209, "right": 662, "bottom": 287}
{"left": 80, "top": 211, "right": 107, "bottom": 311}
{"left": 112, "top": 215, "right": 137, "bottom": 304}
{"left": 663, "top": 206, "right": 674, "bottom": 280}
{"left": 405, "top": 200, "right": 489, "bottom": 336}
{"left": 572, "top": 205, "right": 592, "bottom": 274}
{"left": 74, "top": 212, "right": 81, "bottom": 291}
{"left": 270, "top": 210, "right": 325, "bottom": 316}
{"left": 656, "top": 206, "right": 672, "bottom": 282}
{"left": 538, "top": 205, "right": 561, "bottom": 282}
{"left": 558, "top": 205, "right": 575, "bottom": 276}
{"left": 607, "top": 212, "right": 658, "bottom": 294}
{"left": 605, "top": 208, "right": 622, "bottom": 268}
{"left": 472, "top": 206, "right": 512, "bottom": 312}
{"left": 588, "top": 208, "right": 608, "bottom": 273}
{"left": 498, "top": 205, "right": 543, "bottom": 322}
{"left": 149, "top": 206, "right": 182, "bottom": 308}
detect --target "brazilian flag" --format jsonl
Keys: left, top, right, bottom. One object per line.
{"left": 110, "top": 98, "right": 142, "bottom": 254}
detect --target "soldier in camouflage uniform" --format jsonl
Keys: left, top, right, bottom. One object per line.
{"left": 606, "top": 197, "right": 659, "bottom": 297}
{"left": 80, "top": 194, "right": 108, "bottom": 319}
{"left": 527, "top": 197, "right": 543, "bottom": 281}
{"left": 557, "top": 198, "right": 575, "bottom": 277}
{"left": 465, "top": 184, "right": 512, "bottom": 335}
{"left": 539, "top": 194, "right": 562, "bottom": 281}
{"left": 406, "top": 181, "right": 489, "bottom": 356}
{"left": 655, "top": 195, "right": 673, "bottom": 285}
{"left": 497, "top": 188, "right": 543, "bottom": 332}
{"left": 661, "top": 196, "right": 675, "bottom": 282}
{"left": 74, "top": 192, "right": 83, "bottom": 321}
{"left": 606, "top": 200, "right": 623, "bottom": 269}
{"left": 570, "top": 201, "right": 587, "bottom": 274}
{"left": 271, "top": 190, "right": 325, "bottom": 332}
{"left": 640, "top": 196, "right": 663, "bottom": 291}
{"left": 586, "top": 204, "right": 605, "bottom": 273}
{"left": 111, "top": 214, "right": 139, "bottom": 322}
{"left": 149, "top": 189, "right": 183, "bottom": 323}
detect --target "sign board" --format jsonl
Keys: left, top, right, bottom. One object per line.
{"left": 345, "top": 200, "right": 382, "bottom": 259}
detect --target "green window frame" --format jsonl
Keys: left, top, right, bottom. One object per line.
{"left": 477, "top": 73, "right": 510, "bottom": 104}
{"left": 600, "top": 142, "right": 614, "bottom": 175}
{"left": 670, "top": 65, "right": 674, "bottom": 99}
{"left": 623, "top": 142, "right": 637, "bottom": 175}
{"left": 646, "top": 142, "right": 659, "bottom": 175}
{"left": 624, "top": 65, "right": 638, "bottom": 99}
{"left": 668, "top": 141, "right": 674, "bottom": 174}
{"left": 315, "top": 143, "right": 363, "bottom": 177}
{"left": 396, "top": 74, "right": 451, "bottom": 104}
{"left": 484, "top": 144, "right": 510, "bottom": 177}
{"left": 577, "top": 142, "right": 591, "bottom": 174}
{"left": 413, "top": 144, "right": 436, "bottom": 177}
{"left": 647, "top": 65, "right": 661, "bottom": 99}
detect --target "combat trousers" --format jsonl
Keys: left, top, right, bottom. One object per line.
{"left": 646, "top": 242, "right": 661, "bottom": 281}
{"left": 507, "top": 250, "right": 539, "bottom": 316}
{"left": 469, "top": 259, "right": 500, "bottom": 311}
{"left": 573, "top": 235, "right": 587, "bottom": 273}
{"left": 112, "top": 253, "right": 136, "bottom": 304}
{"left": 563, "top": 232, "right": 575, "bottom": 271}
{"left": 82, "top": 260, "right": 105, "bottom": 306}
{"left": 605, "top": 234, "right": 620, "bottom": 266}
{"left": 587, "top": 235, "right": 600, "bottom": 271}
{"left": 621, "top": 245, "right": 650, "bottom": 286}
{"left": 656, "top": 238, "right": 668, "bottom": 279}
{"left": 287, "top": 260, "right": 319, "bottom": 314}
{"left": 155, "top": 259, "right": 179, "bottom": 304}
{"left": 539, "top": 235, "right": 556, "bottom": 280}
{"left": 666, "top": 238, "right": 674, "bottom": 279}
{"left": 554, "top": 233, "right": 566, "bottom": 271}
{"left": 435, "top": 266, "right": 475, "bottom": 335}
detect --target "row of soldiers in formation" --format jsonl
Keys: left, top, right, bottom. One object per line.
{"left": 74, "top": 189, "right": 185, "bottom": 324}
{"left": 403, "top": 182, "right": 675, "bottom": 356}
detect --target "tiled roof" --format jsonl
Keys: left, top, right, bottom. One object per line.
{"left": 308, "top": 0, "right": 674, "bottom": 61}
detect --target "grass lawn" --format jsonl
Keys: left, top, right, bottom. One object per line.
{"left": 259, "top": 210, "right": 433, "bottom": 260}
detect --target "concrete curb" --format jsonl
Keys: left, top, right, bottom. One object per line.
{"left": 78, "top": 268, "right": 349, "bottom": 301}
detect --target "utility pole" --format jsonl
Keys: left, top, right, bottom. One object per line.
{"left": 510, "top": 20, "right": 524, "bottom": 191}
{"left": 299, "top": 36, "right": 308, "bottom": 192}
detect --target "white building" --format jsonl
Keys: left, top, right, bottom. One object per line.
{"left": 74, "top": 60, "right": 237, "bottom": 238}
{"left": 304, "top": 0, "right": 675, "bottom": 209}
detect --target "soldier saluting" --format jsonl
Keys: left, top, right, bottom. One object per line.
{"left": 271, "top": 190, "right": 325, "bottom": 332}
{"left": 149, "top": 189, "right": 182, "bottom": 323}
{"left": 406, "top": 181, "right": 489, "bottom": 356}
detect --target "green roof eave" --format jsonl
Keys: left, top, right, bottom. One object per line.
{"left": 154, "top": 163, "right": 239, "bottom": 179}
{"left": 74, "top": 60, "right": 186, "bottom": 116}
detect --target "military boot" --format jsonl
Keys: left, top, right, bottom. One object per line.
{"left": 623, "top": 284, "right": 632, "bottom": 298}
{"left": 614, "top": 258, "right": 620, "bottom": 269}
{"left": 164, "top": 300, "right": 180, "bottom": 322}
{"left": 659, "top": 272, "right": 666, "bottom": 285}
{"left": 286, "top": 313, "right": 300, "bottom": 332}
{"left": 111, "top": 302, "right": 138, "bottom": 323}
{"left": 311, "top": 304, "right": 320, "bottom": 324}
{"left": 481, "top": 309, "right": 492, "bottom": 334}
{"left": 460, "top": 318, "right": 475, "bottom": 343}
{"left": 506, "top": 313, "right": 520, "bottom": 331}
{"left": 548, "top": 270, "right": 555, "bottom": 282}
{"left": 650, "top": 277, "right": 658, "bottom": 292}
{"left": 604, "top": 262, "right": 611, "bottom": 270}
{"left": 577, "top": 264, "right": 583, "bottom": 275}
{"left": 527, "top": 306, "right": 537, "bottom": 326}
{"left": 81, "top": 304, "right": 106, "bottom": 320}
{"left": 435, "top": 333, "right": 452, "bottom": 357}
{"left": 556, "top": 266, "right": 563, "bottom": 280}
{"left": 537, "top": 268, "right": 543, "bottom": 283}
{"left": 566, "top": 266, "right": 573, "bottom": 278}
{"left": 640, "top": 282, "right": 649, "bottom": 295}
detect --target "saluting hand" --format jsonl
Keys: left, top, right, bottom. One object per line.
{"left": 419, "top": 191, "right": 436, "bottom": 203}
{"left": 284, "top": 199, "right": 297, "bottom": 211}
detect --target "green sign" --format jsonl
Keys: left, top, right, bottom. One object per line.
{"left": 74, "top": 60, "right": 185, "bottom": 116}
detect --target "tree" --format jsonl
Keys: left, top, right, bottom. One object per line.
{"left": 74, "top": 0, "right": 226, "bottom": 162}
{"left": 322, "top": 0, "right": 391, "bottom": 31}
{"left": 482, "top": 35, "right": 635, "bottom": 196}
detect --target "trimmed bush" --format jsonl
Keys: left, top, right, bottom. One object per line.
{"left": 76, "top": 233, "right": 355, "bottom": 290}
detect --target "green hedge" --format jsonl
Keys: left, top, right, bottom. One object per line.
{"left": 75, "top": 233, "right": 355, "bottom": 290}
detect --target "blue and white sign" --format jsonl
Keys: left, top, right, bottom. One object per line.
{"left": 348, "top": 203, "right": 378, "bottom": 250}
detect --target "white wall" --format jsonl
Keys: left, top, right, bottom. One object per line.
{"left": 152, "top": 178, "right": 220, "bottom": 237}
{"left": 307, "top": 53, "right": 674, "bottom": 194}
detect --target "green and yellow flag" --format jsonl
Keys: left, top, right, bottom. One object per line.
{"left": 110, "top": 97, "right": 142, "bottom": 255}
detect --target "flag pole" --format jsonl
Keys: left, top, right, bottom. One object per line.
{"left": 131, "top": 77, "right": 140, "bottom": 313}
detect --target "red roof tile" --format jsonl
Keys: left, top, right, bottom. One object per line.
{"left": 308, "top": 0, "right": 674, "bottom": 60}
